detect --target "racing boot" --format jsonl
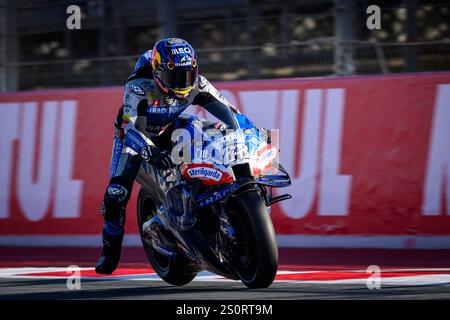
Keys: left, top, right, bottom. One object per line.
{"left": 95, "top": 220, "right": 124, "bottom": 274}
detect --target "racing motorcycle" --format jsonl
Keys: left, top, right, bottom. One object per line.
{"left": 135, "top": 114, "right": 291, "bottom": 288}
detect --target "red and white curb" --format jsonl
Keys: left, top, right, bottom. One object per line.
{"left": 1, "top": 267, "right": 450, "bottom": 286}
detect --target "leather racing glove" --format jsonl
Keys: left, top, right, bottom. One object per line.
{"left": 142, "top": 146, "right": 175, "bottom": 170}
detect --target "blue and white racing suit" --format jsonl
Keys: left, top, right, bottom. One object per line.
{"left": 101, "top": 50, "right": 250, "bottom": 235}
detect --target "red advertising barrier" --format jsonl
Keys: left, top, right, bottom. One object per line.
{"left": 1, "top": 73, "right": 450, "bottom": 248}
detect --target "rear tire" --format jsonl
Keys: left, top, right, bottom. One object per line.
{"left": 137, "top": 188, "right": 197, "bottom": 286}
{"left": 226, "top": 189, "right": 278, "bottom": 288}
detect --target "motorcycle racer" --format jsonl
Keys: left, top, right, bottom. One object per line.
{"left": 95, "top": 38, "right": 269, "bottom": 274}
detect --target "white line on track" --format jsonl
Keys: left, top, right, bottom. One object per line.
{"left": 277, "top": 275, "right": 450, "bottom": 286}
{"left": 1, "top": 267, "right": 450, "bottom": 286}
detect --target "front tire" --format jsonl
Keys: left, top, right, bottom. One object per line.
{"left": 137, "top": 188, "right": 197, "bottom": 286}
{"left": 226, "top": 189, "right": 278, "bottom": 288}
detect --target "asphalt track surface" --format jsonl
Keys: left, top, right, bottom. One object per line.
{"left": 1, "top": 247, "right": 450, "bottom": 300}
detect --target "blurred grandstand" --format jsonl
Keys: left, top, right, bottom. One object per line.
{"left": 0, "top": 0, "right": 449, "bottom": 91}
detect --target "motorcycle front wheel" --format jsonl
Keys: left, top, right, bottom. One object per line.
{"left": 225, "top": 188, "right": 278, "bottom": 288}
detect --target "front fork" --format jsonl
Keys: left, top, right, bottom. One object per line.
{"left": 214, "top": 201, "right": 238, "bottom": 264}
{"left": 216, "top": 184, "right": 271, "bottom": 253}
{"left": 218, "top": 203, "right": 236, "bottom": 243}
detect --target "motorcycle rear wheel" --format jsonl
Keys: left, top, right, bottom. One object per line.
{"left": 137, "top": 188, "right": 197, "bottom": 286}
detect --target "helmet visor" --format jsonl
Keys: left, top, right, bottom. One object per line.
{"left": 160, "top": 68, "right": 197, "bottom": 90}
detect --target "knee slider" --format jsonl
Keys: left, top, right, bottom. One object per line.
{"left": 106, "top": 183, "right": 129, "bottom": 202}
{"left": 101, "top": 184, "right": 129, "bottom": 221}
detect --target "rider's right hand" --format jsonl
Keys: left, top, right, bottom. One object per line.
{"left": 147, "top": 147, "right": 175, "bottom": 170}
